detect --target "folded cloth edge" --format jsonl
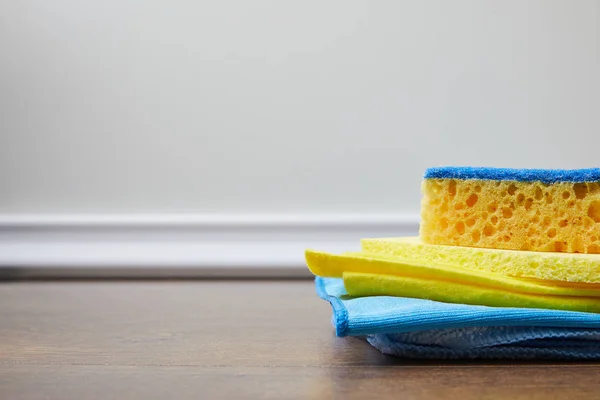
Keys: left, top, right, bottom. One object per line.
{"left": 315, "top": 277, "right": 600, "bottom": 360}
{"left": 316, "top": 277, "right": 600, "bottom": 337}
{"left": 315, "top": 277, "right": 348, "bottom": 336}
{"left": 367, "top": 334, "right": 600, "bottom": 360}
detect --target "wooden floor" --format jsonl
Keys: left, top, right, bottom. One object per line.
{"left": 1, "top": 281, "right": 600, "bottom": 400}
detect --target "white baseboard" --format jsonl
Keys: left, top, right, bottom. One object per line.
{"left": 0, "top": 214, "right": 419, "bottom": 279}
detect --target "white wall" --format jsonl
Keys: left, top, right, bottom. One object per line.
{"left": 2, "top": 0, "right": 600, "bottom": 215}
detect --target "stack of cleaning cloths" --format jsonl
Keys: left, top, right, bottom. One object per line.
{"left": 307, "top": 167, "right": 600, "bottom": 360}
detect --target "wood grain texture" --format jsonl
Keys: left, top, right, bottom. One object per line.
{"left": 1, "top": 281, "right": 600, "bottom": 399}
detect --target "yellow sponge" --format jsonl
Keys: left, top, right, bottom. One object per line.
{"left": 361, "top": 237, "right": 600, "bottom": 283}
{"left": 421, "top": 167, "right": 600, "bottom": 254}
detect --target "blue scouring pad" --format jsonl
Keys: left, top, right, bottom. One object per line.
{"left": 424, "top": 167, "right": 600, "bottom": 184}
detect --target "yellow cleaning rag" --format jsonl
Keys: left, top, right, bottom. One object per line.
{"left": 305, "top": 250, "right": 600, "bottom": 313}
{"left": 361, "top": 237, "right": 600, "bottom": 284}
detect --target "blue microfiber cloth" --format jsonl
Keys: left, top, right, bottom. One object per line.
{"left": 316, "top": 277, "right": 600, "bottom": 360}
{"left": 424, "top": 166, "right": 600, "bottom": 183}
